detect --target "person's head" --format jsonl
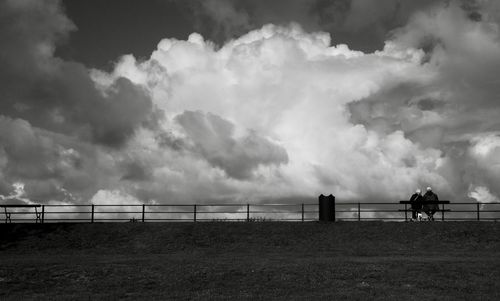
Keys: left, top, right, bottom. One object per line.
{"left": 416, "top": 189, "right": 421, "bottom": 194}
{"left": 426, "top": 186, "right": 432, "bottom": 192}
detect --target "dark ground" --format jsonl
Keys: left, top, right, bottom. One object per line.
{"left": 1, "top": 222, "right": 499, "bottom": 300}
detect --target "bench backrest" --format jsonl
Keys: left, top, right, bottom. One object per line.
{"left": 399, "top": 200, "right": 450, "bottom": 204}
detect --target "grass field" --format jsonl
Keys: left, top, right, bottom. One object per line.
{"left": 1, "top": 221, "right": 500, "bottom": 300}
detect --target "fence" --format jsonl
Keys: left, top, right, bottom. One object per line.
{"left": 336, "top": 202, "right": 499, "bottom": 221}
{"left": 2, "top": 202, "right": 500, "bottom": 223}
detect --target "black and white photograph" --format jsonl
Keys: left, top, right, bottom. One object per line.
{"left": 1, "top": 0, "right": 500, "bottom": 299}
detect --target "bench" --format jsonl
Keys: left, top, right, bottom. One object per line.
{"left": 1, "top": 204, "right": 42, "bottom": 223}
{"left": 399, "top": 200, "right": 451, "bottom": 221}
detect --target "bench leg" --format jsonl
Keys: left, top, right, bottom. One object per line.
{"left": 35, "top": 207, "right": 41, "bottom": 223}
{"left": 4, "top": 208, "right": 11, "bottom": 223}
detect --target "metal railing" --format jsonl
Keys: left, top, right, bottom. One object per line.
{"left": 2, "top": 202, "right": 500, "bottom": 223}
{"left": 336, "top": 202, "right": 500, "bottom": 221}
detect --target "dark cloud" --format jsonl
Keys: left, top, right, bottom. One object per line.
{"left": 0, "top": 0, "right": 158, "bottom": 148}
{"left": 82, "top": 77, "right": 154, "bottom": 147}
{"left": 349, "top": 0, "right": 500, "bottom": 141}
{"left": 175, "top": 111, "right": 288, "bottom": 180}
{"left": 415, "top": 98, "right": 444, "bottom": 111}
{"left": 182, "top": 0, "right": 443, "bottom": 52}
{"left": 389, "top": 0, "right": 500, "bottom": 123}
{"left": 348, "top": 83, "right": 423, "bottom": 136}
{"left": 457, "top": 0, "right": 483, "bottom": 21}
{"left": 54, "top": 0, "right": 482, "bottom": 69}
{"left": 55, "top": 0, "right": 491, "bottom": 70}
{"left": 155, "top": 131, "right": 186, "bottom": 151}
{"left": 0, "top": 115, "right": 116, "bottom": 203}
{"left": 0, "top": 0, "right": 161, "bottom": 203}
{"left": 0, "top": 117, "right": 61, "bottom": 180}
{"left": 120, "top": 160, "right": 152, "bottom": 182}
{"left": 0, "top": 0, "right": 75, "bottom": 71}
{"left": 179, "top": 0, "right": 496, "bottom": 53}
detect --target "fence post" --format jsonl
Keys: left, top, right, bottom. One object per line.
{"left": 358, "top": 203, "right": 361, "bottom": 221}
{"left": 41, "top": 205, "right": 45, "bottom": 224}
{"left": 247, "top": 204, "right": 250, "bottom": 222}
{"left": 441, "top": 203, "right": 445, "bottom": 221}
{"left": 194, "top": 204, "right": 197, "bottom": 222}
{"left": 404, "top": 203, "right": 408, "bottom": 222}
{"left": 477, "top": 203, "right": 480, "bottom": 221}
{"left": 142, "top": 204, "right": 145, "bottom": 222}
{"left": 91, "top": 204, "right": 94, "bottom": 223}
{"left": 301, "top": 203, "right": 304, "bottom": 222}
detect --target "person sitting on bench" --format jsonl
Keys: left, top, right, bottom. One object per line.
{"left": 422, "top": 187, "right": 439, "bottom": 221}
{"left": 409, "top": 189, "right": 423, "bottom": 221}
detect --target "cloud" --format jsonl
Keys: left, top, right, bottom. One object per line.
{"left": 89, "top": 189, "right": 145, "bottom": 220}
{"left": 0, "top": 182, "right": 31, "bottom": 204}
{"left": 346, "top": 0, "right": 500, "bottom": 200}
{"left": 0, "top": 115, "right": 117, "bottom": 203}
{"left": 468, "top": 185, "right": 499, "bottom": 203}
{"left": 182, "top": 0, "right": 445, "bottom": 51}
{"left": 0, "top": 0, "right": 157, "bottom": 148}
{"left": 1, "top": 0, "right": 500, "bottom": 206}
{"left": 0, "top": 0, "right": 161, "bottom": 204}
{"left": 466, "top": 134, "right": 500, "bottom": 196}
{"left": 184, "top": 0, "right": 498, "bottom": 52}
{"left": 99, "top": 22, "right": 452, "bottom": 203}
{"left": 175, "top": 110, "right": 288, "bottom": 180}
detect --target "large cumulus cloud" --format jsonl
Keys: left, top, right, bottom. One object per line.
{"left": 95, "top": 22, "right": 447, "bottom": 203}
{"left": 1, "top": 0, "right": 500, "bottom": 205}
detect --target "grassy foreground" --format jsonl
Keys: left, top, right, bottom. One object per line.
{"left": 1, "top": 221, "right": 500, "bottom": 300}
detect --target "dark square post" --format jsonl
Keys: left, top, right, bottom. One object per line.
{"left": 318, "top": 194, "right": 335, "bottom": 222}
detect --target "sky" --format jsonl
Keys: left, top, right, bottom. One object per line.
{"left": 1, "top": 0, "right": 500, "bottom": 206}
